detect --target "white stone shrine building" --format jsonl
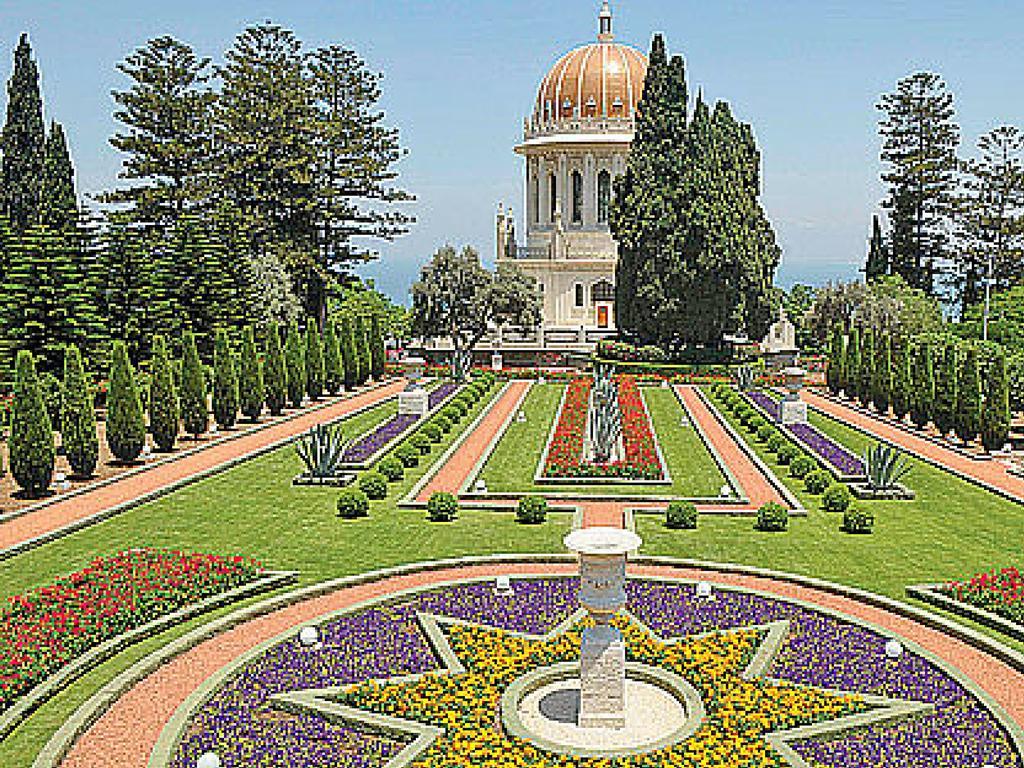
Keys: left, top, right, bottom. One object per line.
{"left": 494, "top": 2, "right": 648, "bottom": 352}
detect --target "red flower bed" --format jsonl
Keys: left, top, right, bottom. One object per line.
{"left": 0, "top": 549, "right": 263, "bottom": 710}
{"left": 943, "top": 567, "right": 1024, "bottom": 625}
{"left": 544, "top": 375, "right": 664, "bottom": 480}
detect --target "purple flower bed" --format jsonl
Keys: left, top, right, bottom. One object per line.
{"left": 788, "top": 422, "right": 866, "bottom": 476}
{"left": 172, "top": 577, "right": 1022, "bottom": 768}
{"left": 341, "top": 383, "right": 460, "bottom": 463}
{"left": 746, "top": 390, "right": 782, "bottom": 421}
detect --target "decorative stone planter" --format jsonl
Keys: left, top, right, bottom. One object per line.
{"left": 291, "top": 473, "right": 357, "bottom": 488}
{"left": 849, "top": 482, "right": 915, "bottom": 501}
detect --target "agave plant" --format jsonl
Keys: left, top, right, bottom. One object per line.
{"left": 295, "top": 424, "right": 350, "bottom": 479}
{"left": 589, "top": 365, "right": 622, "bottom": 463}
{"left": 735, "top": 365, "right": 757, "bottom": 392}
{"left": 863, "top": 442, "right": 912, "bottom": 490}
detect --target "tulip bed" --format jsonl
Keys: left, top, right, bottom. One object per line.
{"left": 543, "top": 376, "right": 664, "bottom": 480}
{"left": 0, "top": 549, "right": 263, "bottom": 712}
{"left": 171, "top": 577, "right": 1022, "bottom": 768}
{"left": 942, "top": 567, "right": 1024, "bottom": 625}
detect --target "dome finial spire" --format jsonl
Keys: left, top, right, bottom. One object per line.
{"left": 598, "top": 1, "right": 613, "bottom": 42}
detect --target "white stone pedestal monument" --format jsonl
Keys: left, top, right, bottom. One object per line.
{"left": 563, "top": 527, "right": 642, "bottom": 729}
{"left": 398, "top": 355, "right": 429, "bottom": 417}
{"left": 780, "top": 366, "right": 808, "bottom": 425}
{"left": 491, "top": 352, "right": 503, "bottom": 371}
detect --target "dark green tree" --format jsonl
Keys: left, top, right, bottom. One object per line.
{"left": 40, "top": 121, "right": 77, "bottom": 230}
{"left": 212, "top": 328, "right": 239, "bottom": 429}
{"left": 369, "top": 314, "right": 385, "bottom": 379}
{"left": 933, "top": 341, "right": 957, "bottom": 436}
{"left": 846, "top": 327, "right": 861, "bottom": 401}
{"left": 859, "top": 329, "right": 875, "bottom": 405}
{"left": 238, "top": 325, "right": 263, "bottom": 421}
{"left": 323, "top": 319, "right": 342, "bottom": 394}
{"left": 9, "top": 350, "right": 53, "bottom": 495}
{"left": 180, "top": 330, "right": 207, "bottom": 437}
{"left": 263, "top": 322, "right": 287, "bottom": 415}
{"left": 872, "top": 335, "right": 892, "bottom": 413}
{"left": 340, "top": 314, "right": 357, "bottom": 389}
{"left": 981, "top": 350, "right": 1011, "bottom": 452}
{"left": 61, "top": 345, "right": 98, "bottom": 477}
{"left": 353, "top": 315, "right": 370, "bottom": 385}
{"left": 284, "top": 321, "right": 306, "bottom": 407}
{"left": 954, "top": 343, "right": 981, "bottom": 444}
{"left": 826, "top": 328, "right": 842, "bottom": 394}
{"left": 864, "top": 215, "right": 889, "bottom": 281}
{"left": 100, "top": 215, "right": 157, "bottom": 361}
{"left": 1, "top": 34, "right": 45, "bottom": 231}
{"left": 106, "top": 340, "right": 146, "bottom": 462}
{"left": 909, "top": 340, "right": 935, "bottom": 428}
{"left": 148, "top": 334, "right": 179, "bottom": 452}
{"left": 891, "top": 338, "right": 912, "bottom": 420}
{"left": 305, "top": 322, "right": 324, "bottom": 399}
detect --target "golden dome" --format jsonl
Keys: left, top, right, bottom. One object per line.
{"left": 533, "top": 3, "right": 648, "bottom": 125}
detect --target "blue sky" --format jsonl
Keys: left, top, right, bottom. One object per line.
{"left": 1, "top": 0, "right": 1022, "bottom": 304}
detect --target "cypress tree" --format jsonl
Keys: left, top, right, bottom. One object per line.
{"left": 864, "top": 214, "right": 889, "bottom": 281}
{"left": 305, "top": 322, "right": 324, "bottom": 400}
{"left": 859, "top": 329, "right": 875, "bottom": 406}
{"left": 1, "top": 34, "right": 45, "bottom": 231}
{"left": 369, "top": 314, "right": 385, "bottom": 379}
{"left": 9, "top": 350, "right": 53, "bottom": 495}
{"left": 891, "top": 338, "right": 912, "bottom": 421}
{"left": 106, "top": 340, "right": 146, "bottom": 462}
{"left": 212, "top": 328, "right": 239, "bottom": 429}
{"left": 148, "top": 334, "right": 179, "bottom": 452}
{"left": 180, "top": 330, "right": 207, "bottom": 437}
{"left": 981, "top": 351, "right": 1011, "bottom": 452}
{"left": 239, "top": 325, "right": 263, "bottom": 421}
{"left": 61, "top": 345, "right": 98, "bottom": 478}
{"left": 846, "top": 327, "right": 861, "bottom": 402}
{"left": 933, "top": 341, "right": 957, "bottom": 436}
{"left": 323, "top": 319, "right": 342, "bottom": 395}
{"left": 955, "top": 344, "right": 981, "bottom": 444}
{"left": 284, "top": 321, "right": 305, "bottom": 408}
{"left": 826, "top": 328, "right": 842, "bottom": 394}
{"left": 340, "top": 314, "right": 357, "bottom": 390}
{"left": 872, "top": 335, "right": 892, "bottom": 414}
{"left": 909, "top": 341, "right": 935, "bottom": 429}
{"left": 354, "top": 315, "right": 371, "bottom": 385}
{"left": 264, "top": 322, "right": 287, "bottom": 416}
{"left": 40, "top": 121, "right": 77, "bottom": 231}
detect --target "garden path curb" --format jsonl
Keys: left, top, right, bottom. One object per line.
{"left": 906, "top": 583, "right": 1024, "bottom": 645}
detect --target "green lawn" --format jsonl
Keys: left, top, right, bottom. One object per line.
{"left": 477, "top": 383, "right": 727, "bottom": 498}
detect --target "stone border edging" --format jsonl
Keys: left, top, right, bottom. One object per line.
{"left": 907, "top": 582, "right": 1024, "bottom": 646}
{"left": 0, "top": 390, "right": 398, "bottom": 564}
{"left": 0, "top": 570, "right": 296, "bottom": 742}
{"left": 803, "top": 394, "right": 1024, "bottom": 508}
{"left": 39, "top": 553, "right": 1024, "bottom": 768}
{"left": 670, "top": 385, "right": 746, "bottom": 503}
{"left": 0, "top": 380, "right": 397, "bottom": 526}
{"left": 692, "top": 387, "right": 805, "bottom": 513}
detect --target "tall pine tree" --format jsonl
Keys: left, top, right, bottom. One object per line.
{"left": 1, "top": 34, "right": 45, "bottom": 231}
{"left": 864, "top": 215, "right": 888, "bottom": 281}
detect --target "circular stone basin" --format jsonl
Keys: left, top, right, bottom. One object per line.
{"left": 502, "top": 662, "right": 704, "bottom": 758}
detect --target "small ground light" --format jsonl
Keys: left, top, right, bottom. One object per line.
{"left": 695, "top": 581, "right": 714, "bottom": 599}
{"left": 494, "top": 575, "right": 513, "bottom": 595}
{"left": 299, "top": 626, "right": 321, "bottom": 649}
{"left": 517, "top": 411, "right": 526, "bottom": 423}
{"left": 142, "top": 443, "right": 152, "bottom": 457}
{"left": 54, "top": 472, "right": 66, "bottom": 484}
{"left": 197, "top": 752, "right": 222, "bottom": 768}
{"left": 884, "top": 639, "right": 904, "bottom": 659}
{"left": 661, "top": 380, "right": 669, "bottom": 389}
{"left": 720, "top": 484, "right": 731, "bottom": 497}
{"left": 476, "top": 479, "right": 487, "bottom": 493}
{"left": 210, "top": 425, "right": 219, "bottom": 436}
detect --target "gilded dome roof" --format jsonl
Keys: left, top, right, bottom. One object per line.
{"left": 533, "top": 3, "right": 648, "bottom": 125}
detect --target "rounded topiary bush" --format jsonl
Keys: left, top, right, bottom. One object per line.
{"left": 396, "top": 444, "right": 420, "bottom": 468}
{"left": 789, "top": 454, "right": 816, "bottom": 479}
{"left": 755, "top": 501, "right": 789, "bottom": 532}
{"left": 424, "top": 423, "right": 443, "bottom": 443}
{"left": 665, "top": 500, "right": 698, "bottom": 530}
{"left": 776, "top": 443, "right": 799, "bottom": 465}
{"left": 411, "top": 433, "right": 432, "bottom": 455}
{"left": 822, "top": 483, "right": 853, "bottom": 513}
{"left": 843, "top": 506, "right": 874, "bottom": 534}
{"left": 435, "top": 414, "right": 453, "bottom": 434}
{"left": 377, "top": 456, "right": 404, "bottom": 482}
{"left": 427, "top": 491, "right": 459, "bottom": 522}
{"left": 804, "top": 469, "right": 832, "bottom": 495}
{"left": 516, "top": 495, "right": 547, "bottom": 524}
{"left": 337, "top": 488, "right": 369, "bottom": 519}
{"left": 445, "top": 404, "right": 463, "bottom": 421}
{"left": 766, "top": 433, "right": 785, "bottom": 453}
{"left": 756, "top": 424, "right": 775, "bottom": 443}
{"left": 359, "top": 471, "right": 388, "bottom": 500}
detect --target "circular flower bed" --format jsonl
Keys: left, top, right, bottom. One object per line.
{"left": 171, "top": 577, "right": 1023, "bottom": 768}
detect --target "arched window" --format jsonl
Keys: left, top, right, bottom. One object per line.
{"left": 597, "top": 170, "right": 611, "bottom": 224}
{"left": 531, "top": 175, "right": 539, "bottom": 224}
{"left": 571, "top": 171, "right": 583, "bottom": 224}
{"left": 549, "top": 173, "right": 557, "bottom": 220}
{"left": 574, "top": 283, "right": 585, "bottom": 308}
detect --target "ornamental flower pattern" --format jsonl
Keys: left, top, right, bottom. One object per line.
{"left": 342, "top": 383, "right": 459, "bottom": 463}
{"left": 170, "top": 578, "right": 1024, "bottom": 768}
{"left": 544, "top": 376, "right": 664, "bottom": 480}
{"left": 943, "top": 566, "right": 1024, "bottom": 625}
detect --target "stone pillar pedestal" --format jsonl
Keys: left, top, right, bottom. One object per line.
{"left": 579, "top": 623, "right": 625, "bottom": 727}
{"left": 398, "top": 389, "right": 429, "bottom": 417}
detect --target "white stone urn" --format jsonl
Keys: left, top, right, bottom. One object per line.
{"left": 563, "top": 527, "right": 642, "bottom": 729}
{"left": 781, "top": 366, "right": 808, "bottom": 425}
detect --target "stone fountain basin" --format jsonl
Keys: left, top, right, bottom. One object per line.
{"left": 501, "top": 661, "right": 705, "bottom": 758}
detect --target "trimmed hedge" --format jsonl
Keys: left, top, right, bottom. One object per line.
{"left": 666, "top": 500, "right": 698, "bottom": 530}
{"left": 516, "top": 495, "right": 548, "bottom": 524}
{"left": 106, "top": 341, "right": 146, "bottom": 463}
{"left": 9, "top": 351, "right": 54, "bottom": 496}
{"left": 359, "top": 471, "right": 388, "bottom": 500}
{"left": 337, "top": 488, "right": 370, "bottom": 519}
{"left": 804, "top": 469, "right": 832, "bottom": 495}
{"left": 755, "top": 502, "right": 788, "bottom": 532}
{"left": 427, "top": 491, "right": 459, "bottom": 522}
{"left": 822, "top": 483, "right": 853, "bottom": 513}
{"left": 377, "top": 456, "right": 404, "bottom": 482}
